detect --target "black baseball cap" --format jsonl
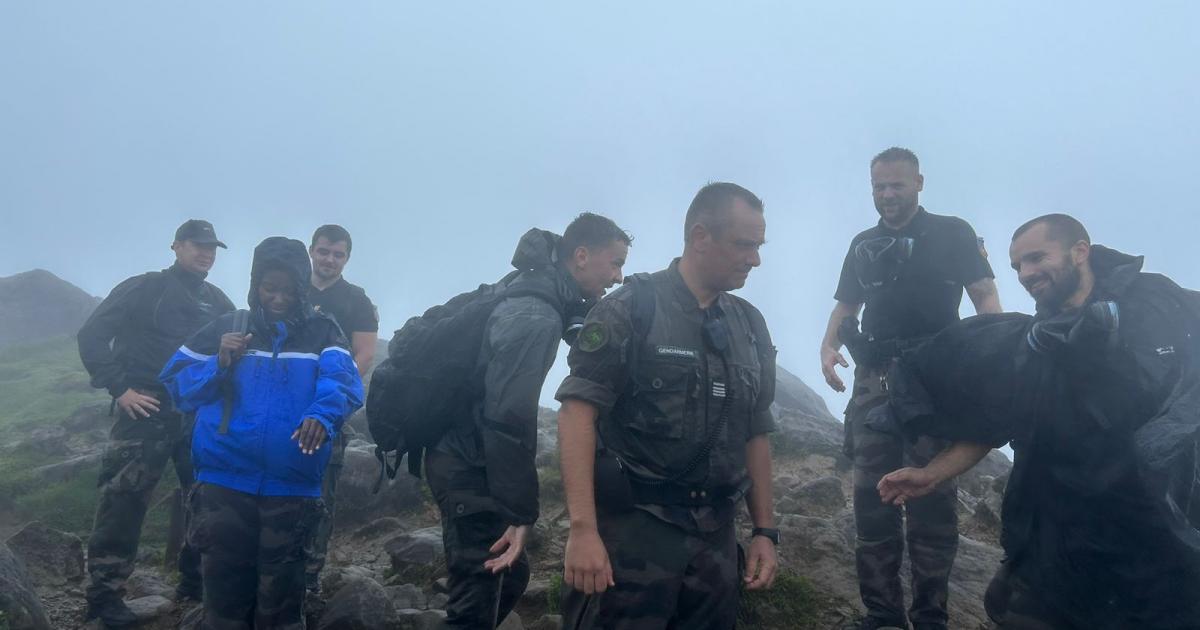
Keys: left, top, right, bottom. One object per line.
{"left": 174, "top": 219, "right": 227, "bottom": 248}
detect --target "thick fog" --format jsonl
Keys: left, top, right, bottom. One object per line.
{"left": 3, "top": 2, "right": 1198, "bottom": 415}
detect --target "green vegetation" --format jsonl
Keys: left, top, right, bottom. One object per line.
{"left": 538, "top": 466, "right": 563, "bottom": 502}
{"left": 0, "top": 336, "right": 173, "bottom": 547}
{"left": 0, "top": 335, "right": 106, "bottom": 432}
{"left": 737, "top": 570, "right": 827, "bottom": 629}
{"left": 546, "top": 572, "right": 563, "bottom": 615}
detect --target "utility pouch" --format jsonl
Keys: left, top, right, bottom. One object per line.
{"left": 593, "top": 451, "right": 634, "bottom": 514}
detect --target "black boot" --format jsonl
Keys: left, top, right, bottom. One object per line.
{"left": 858, "top": 616, "right": 909, "bottom": 630}
{"left": 174, "top": 577, "right": 203, "bottom": 604}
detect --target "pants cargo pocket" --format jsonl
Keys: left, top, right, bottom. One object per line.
{"left": 97, "top": 440, "right": 147, "bottom": 492}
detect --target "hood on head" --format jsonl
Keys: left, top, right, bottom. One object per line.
{"left": 511, "top": 228, "right": 562, "bottom": 271}
{"left": 248, "top": 237, "right": 312, "bottom": 310}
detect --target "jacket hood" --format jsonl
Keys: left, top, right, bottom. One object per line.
{"left": 1090, "top": 244, "right": 1144, "bottom": 298}
{"left": 511, "top": 228, "right": 562, "bottom": 271}
{"left": 505, "top": 228, "right": 586, "bottom": 322}
{"left": 248, "top": 237, "right": 313, "bottom": 315}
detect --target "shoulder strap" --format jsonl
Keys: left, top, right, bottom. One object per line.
{"left": 218, "top": 310, "right": 251, "bottom": 434}
{"left": 625, "top": 273, "right": 657, "bottom": 374}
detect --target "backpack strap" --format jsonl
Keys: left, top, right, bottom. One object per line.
{"left": 218, "top": 310, "right": 250, "bottom": 434}
{"left": 624, "top": 273, "right": 657, "bottom": 388}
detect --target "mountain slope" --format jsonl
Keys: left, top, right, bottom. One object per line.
{"left": 0, "top": 269, "right": 100, "bottom": 348}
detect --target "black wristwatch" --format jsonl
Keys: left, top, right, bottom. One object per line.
{"left": 751, "top": 527, "right": 780, "bottom": 545}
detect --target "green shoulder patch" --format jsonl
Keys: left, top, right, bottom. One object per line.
{"left": 577, "top": 322, "right": 609, "bottom": 352}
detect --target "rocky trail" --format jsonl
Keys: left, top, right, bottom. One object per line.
{"left": 1, "top": 363, "right": 1010, "bottom": 630}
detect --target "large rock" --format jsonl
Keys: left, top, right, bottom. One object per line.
{"left": 126, "top": 595, "right": 174, "bottom": 621}
{"left": 395, "top": 608, "right": 448, "bottom": 630}
{"left": 0, "top": 542, "right": 51, "bottom": 630}
{"left": 384, "top": 527, "right": 445, "bottom": 584}
{"left": 317, "top": 573, "right": 399, "bottom": 630}
{"left": 785, "top": 476, "right": 846, "bottom": 518}
{"left": 387, "top": 583, "right": 427, "bottom": 610}
{"left": 333, "top": 444, "right": 428, "bottom": 528}
{"left": 5, "top": 522, "right": 84, "bottom": 587}
{"left": 125, "top": 569, "right": 174, "bottom": 599}
{"left": 30, "top": 452, "right": 102, "bottom": 484}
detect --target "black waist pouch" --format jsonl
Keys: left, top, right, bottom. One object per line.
{"left": 594, "top": 452, "right": 634, "bottom": 514}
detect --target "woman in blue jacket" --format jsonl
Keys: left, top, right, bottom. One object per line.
{"left": 161, "top": 236, "right": 363, "bottom": 629}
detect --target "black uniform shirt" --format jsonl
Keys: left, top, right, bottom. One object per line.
{"left": 308, "top": 277, "right": 378, "bottom": 336}
{"left": 556, "top": 259, "right": 777, "bottom": 531}
{"left": 77, "top": 263, "right": 235, "bottom": 397}
{"left": 834, "top": 207, "right": 993, "bottom": 341}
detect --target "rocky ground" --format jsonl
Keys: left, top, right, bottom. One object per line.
{"left": 1, "top": 363, "right": 1010, "bottom": 630}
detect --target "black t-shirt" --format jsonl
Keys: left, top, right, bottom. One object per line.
{"left": 834, "top": 208, "right": 993, "bottom": 341}
{"left": 308, "top": 277, "right": 378, "bottom": 335}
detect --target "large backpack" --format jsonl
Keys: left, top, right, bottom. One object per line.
{"left": 367, "top": 270, "right": 557, "bottom": 484}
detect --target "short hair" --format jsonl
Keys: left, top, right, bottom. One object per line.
{"left": 311, "top": 224, "right": 352, "bottom": 255}
{"left": 870, "top": 147, "right": 920, "bottom": 170}
{"left": 1012, "top": 213, "right": 1091, "bottom": 247}
{"left": 684, "top": 182, "right": 764, "bottom": 243}
{"left": 556, "top": 212, "right": 632, "bottom": 263}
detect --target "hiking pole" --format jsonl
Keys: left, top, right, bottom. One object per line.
{"left": 491, "top": 569, "right": 507, "bottom": 629}
{"left": 163, "top": 487, "right": 184, "bottom": 571}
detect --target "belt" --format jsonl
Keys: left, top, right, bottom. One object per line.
{"left": 628, "top": 478, "right": 748, "bottom": 507}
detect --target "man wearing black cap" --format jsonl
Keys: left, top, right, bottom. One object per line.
{"left": 77, "top": 219, "right": 236, "bottom": 627}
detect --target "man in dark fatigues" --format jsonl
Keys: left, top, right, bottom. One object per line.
{"left": 77, "top": 220, "right": 235, "bottom": 627}
{"left": 880, "top": 214, "right": 1200, "bottom": 629}
{"left": 556, "top": 183, "right": 779, "bottom": 629}
{"left": 427, "top": 213, "right": 631, "bottom": 628}
{"left": 819, "top": 148, "right": 1001, "bottom": 630}
{"left": 302, "top": 224, "right": 378, "bottom": 601}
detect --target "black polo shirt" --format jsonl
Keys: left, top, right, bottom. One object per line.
{"left": 308, "top": 277, "right": 378, "bottom": 336}
{"left": 834, "top": 208, "right": 993, "bottom": 341}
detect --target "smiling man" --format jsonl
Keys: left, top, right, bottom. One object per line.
{"left": 77, "top": 219, "right": 235, "bottom": 627}
{"left": 878, "top": 214, "right": 1200, "bottom": 628}
{"left": 421, "top": 212, "right": 632, "bottom": 628}
{"left": 302, "top": 224, "right": 379, "bottom": 604}
{"left": 820, "top": 148, "right": 1001, "bottom": 630}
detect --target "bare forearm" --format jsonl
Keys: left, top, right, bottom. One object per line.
{"left": 967, "top": 279, "right": 1003, "bottom": 315}
{"left": 928, "top": 442, "right": 992, "bottom": 483}
{"left": 821, "top": 301, "right": 861, "bottom": 351}
{"left": 559, "top": 399, "right": 600, "bottom": 532}
{"left": 351, "top": 332, "right": 377, "bottom": 377}
{"left": 744, "top": 435, "right": 775, "bottom": 528}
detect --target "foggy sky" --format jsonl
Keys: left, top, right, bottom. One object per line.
{"left": 3, "top": 2, "right": 1198, "bottom": 414}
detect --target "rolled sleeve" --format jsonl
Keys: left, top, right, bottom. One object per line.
{"left": 747, "top": 305, "right": 778, "bottom": 437}
{"left": 750, "top": 408, "right": 777, "bottom": 437}
{"left": 554, "top": 375, "right": 619, "bottom": 411}
{"left": 554, "top": 296, "right": 633, "bottom": 413}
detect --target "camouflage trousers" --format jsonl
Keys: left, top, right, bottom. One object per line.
{"left": 425, "top": 450, "right": 530, "bottom": 628}
{"left": 303, "top": 428, "right": 349, "bottom": 592}
{"left": 845, "top": 365, "right": 958, "bottom": 628}
{"left": 86, "top": 405, "right": 201, "bottom": 604}
{"left": 187, "top": 483, "right": 322, "bottom": 630}
{"left": 561, "top": 509, "right": 739, "bottom": 630}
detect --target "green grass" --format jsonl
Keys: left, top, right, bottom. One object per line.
{"left": 737, "top": 570, "right": 827, "bottom": 629}
{"left": 0, "top": 336, "right": 176, "bottom": 547}
{"left": 0, "top": 335, "right": 106, "bottom": 432}
{"left": 546, "top": 573, "right": 563, "bottom": 615}
{"left": 5, "top": 457, "right": 178, "bottom": 545}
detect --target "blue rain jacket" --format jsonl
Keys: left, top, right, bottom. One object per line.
{"left": 160, "top": 237, "right": 364, "bottom": 497}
